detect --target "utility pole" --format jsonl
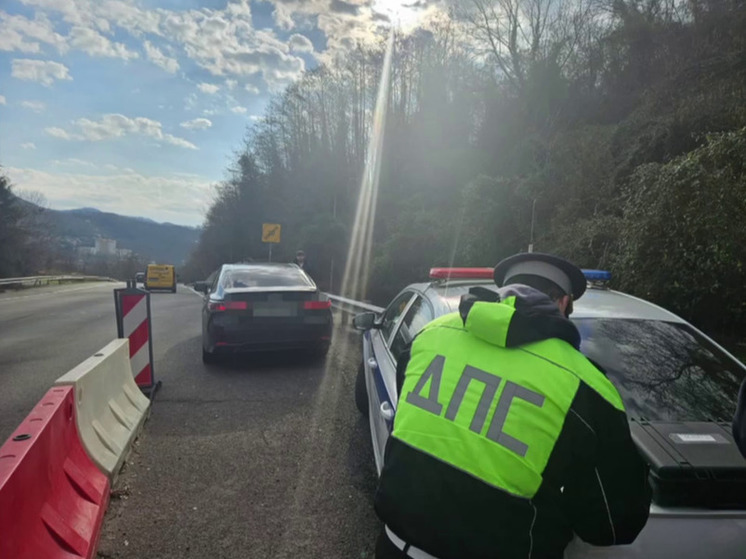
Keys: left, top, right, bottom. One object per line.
{"left": 330, "top": 193, "right": 337, "bottom": 293}
{"left": 529, "top": 199, "right": 537, "bottom": 253}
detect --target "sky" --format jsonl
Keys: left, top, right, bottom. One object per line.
{"left": 0, "top": 0, "right": 438, "bottom": 226}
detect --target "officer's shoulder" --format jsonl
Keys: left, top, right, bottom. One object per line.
{"left": 425, "top": 311, "right": 462, "bottom": 328}
{"left": 553, "top": 342, "right": 624, "bottom": 410}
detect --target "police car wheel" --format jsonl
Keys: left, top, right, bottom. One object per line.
{"left": 355, "top": 362, "right": 368, "bottom": 416}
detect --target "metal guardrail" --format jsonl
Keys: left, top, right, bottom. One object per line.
{"left": 0, "top": 275, "right": 113, "bottom": 289}
{"left": 326, "top": 294, "right": 384, "bottom": 315}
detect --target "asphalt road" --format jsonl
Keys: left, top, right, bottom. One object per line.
{"left": 0, "top": 281, "right": 125, "bottom": 443}
{"left": 0, "top": 283, "right": 379, "bottom": 557}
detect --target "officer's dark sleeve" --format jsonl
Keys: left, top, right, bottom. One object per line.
{"left": 395, "top": 343, "right": 412, "bottom": 397}
{"left": 733, "top": 377, "right": 746, "bottom": 458}
{"left": 562, "top": 386, "right": 652, "bottom": 546}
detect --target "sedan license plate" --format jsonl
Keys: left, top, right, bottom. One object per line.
{"left": 253, "top": 303, "right": 297, "bottom": 317}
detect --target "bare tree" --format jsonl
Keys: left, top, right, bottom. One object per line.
{"left": 462, "top": 0, "right": 603, "bottom": 92}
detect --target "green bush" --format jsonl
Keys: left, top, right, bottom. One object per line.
{"left": 616, "top": 127, "right": 746, "bottom": 329}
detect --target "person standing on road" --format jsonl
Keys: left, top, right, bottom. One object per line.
{"left": 294, "top": 249, "right": 316, "bottom": 281}
{"left": 294, "top": 249, "right": 306, "bottom": 269}
{"left": 374, "top": 252, "right": 651, "bottom": 559}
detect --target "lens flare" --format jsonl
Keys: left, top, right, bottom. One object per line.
{"left": 340, "top": 29, "right": 395, "bottom": 303}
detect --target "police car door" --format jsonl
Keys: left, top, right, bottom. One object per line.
{"left": 368, "top": 291, "right": 415, "bottom": 471}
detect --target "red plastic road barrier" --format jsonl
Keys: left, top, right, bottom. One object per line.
{"left": 114, "top": 287, "right": 155, "bottom": 391}
{"left": 0, "top": 386, "right": 110, "bottom": 559}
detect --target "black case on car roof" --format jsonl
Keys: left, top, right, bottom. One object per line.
{"left": 630, "top": 420, "right": 746, "bottom": 509}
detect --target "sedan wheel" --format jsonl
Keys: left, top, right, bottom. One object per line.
{"left": 202, "top": 346, "right": 219, "bottom": 365}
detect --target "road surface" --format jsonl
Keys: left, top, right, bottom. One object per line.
{"left": 0, "top": 283, "right": 379, "bottom": 557}
{"left": 0, "top": 282, "right": 124, "bottom": 443}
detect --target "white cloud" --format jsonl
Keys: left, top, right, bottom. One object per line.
{"left": 47, "top": 114, "right": 197, "bottom": 149}
{"left": 0, "top": 12, "right": 67, "bottom": 54}
{"left": 144, "top": 40, "right": 179, "bottom": 73}
{"left": 230, "top": 106, "right": 248, "bottom": 114}
{"left": 249, "top": 115, "right": 264, "bottom": 122}
{"left": 0, "top": 28, "right": 42, "bottom": 54}
{"left": 197, "top": 82, "right": 220, "bottom": 94}
{"left": 11, "top": 59, "right": 72, "bottom": 87}
{"left": 96, "top": 0, "right": 162, "bottom": 36}
{"left": 4, "top": 166, "right": 214, "bottom": 226}
{"left": 19, "top": 0, "right": 114, "bottom": 33}
{"left": 21, "top": 142, "right": 37, "bottom": 150}
{"left": 20, "top": 100, "right": 46, "bottom": 112}
{"left": 156, "top": 7, "right": 307, "bottom": 88}
{"left": 180, "top": 117, "right": 212, "bottom": 130}
{"left": 245, "top": 84, "right": 260, "bottom": 95}
{"left": 15, "top": 0, "right": 426, "bottom": 97}
{"left": 288, "top": 33, "right": 314, "bottom": 53}
{"left": 45, "top": 126, "right": 75, "bottom": 139}
{"left": 68, "top": 26, "right": 138, "bottom": 59}
{"left": 0, "top": 95, "right": 6, "bottom": 105}
{"left": 52, "top": 158, "right": 95, "bottom": 167}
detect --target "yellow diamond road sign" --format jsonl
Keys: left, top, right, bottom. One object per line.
{"left": 262, "top": 223, "right": 281, "bottom": 243}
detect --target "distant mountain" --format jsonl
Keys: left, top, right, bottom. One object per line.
{"left": 49, "top": 207, "right": 200, "bottom": 265}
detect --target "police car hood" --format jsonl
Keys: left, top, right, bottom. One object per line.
{"left": 459, "top": 284, "right": 581, "bottom": 350}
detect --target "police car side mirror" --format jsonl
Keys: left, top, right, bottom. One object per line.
{"left": 353, "top": 312, "right": 379, "bottom": 331}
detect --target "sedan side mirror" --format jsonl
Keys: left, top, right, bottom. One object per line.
{"left": 194, "top": 281, "right": 210, "bottom": 294}
{"left": 353, "top": 312, "right": 380, "bottom": 331}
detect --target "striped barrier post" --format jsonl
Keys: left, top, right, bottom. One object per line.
{"left": 114, "top": 283, "right": 157, "bottom": 394}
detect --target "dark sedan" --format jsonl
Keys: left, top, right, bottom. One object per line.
{"left": 196, "top": 263, "right": 332, "bottom": 364}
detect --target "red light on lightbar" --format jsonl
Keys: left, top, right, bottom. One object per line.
{"left": 429, "top": 267, "right": 494, "bottom": 280}
{"left": 304, "top": 300, "right": 332, "bottom": 310}
{"left": 208, "top": 301, "right": 248, "bottom": 312}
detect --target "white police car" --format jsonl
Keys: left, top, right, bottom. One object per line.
{"left": 353, "top": 267, "right": 746, "bottom": 559}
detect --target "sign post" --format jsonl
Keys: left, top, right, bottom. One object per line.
{"left": 114, "top": 280, "right": 160, "bottom": 397}
{"left": 262, "top": 223, "right": 281, "bottom": 262}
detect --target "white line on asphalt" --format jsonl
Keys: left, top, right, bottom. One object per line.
{"left": 184, "top": 286, "right": 205, "bottom": 298}
{"left": 0, "top": 282, "right": 122, "bottom": 304}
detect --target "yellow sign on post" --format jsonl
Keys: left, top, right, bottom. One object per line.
{"left": 262, "top": 223, "right": 281, "bottom": 243}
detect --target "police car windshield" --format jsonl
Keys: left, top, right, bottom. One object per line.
{"left": 575, "top": 318, "right": 746, "bottom": 422}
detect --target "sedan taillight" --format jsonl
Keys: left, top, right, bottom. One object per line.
{"left": 208, "top": 301, "right": 248, "bottom": 312}
{"left": 304, "top": 300, "right": 331, "bottom": 310}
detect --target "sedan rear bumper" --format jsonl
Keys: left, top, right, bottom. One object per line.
{"left": 206, "top": 321, "right": 332, "bottom": 353}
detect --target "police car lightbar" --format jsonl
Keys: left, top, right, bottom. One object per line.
{"left": 582, "top": 269, "right": 612, "bottom": 282}
{"left": 429, "top": 268, "right": 494, "bottom": 280}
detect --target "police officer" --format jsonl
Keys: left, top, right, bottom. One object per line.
{"left": 374, "top": 252, "right": 651, "bottom": 559}
{"left": 294, "top": 249, "right": 306, "bottom": 270}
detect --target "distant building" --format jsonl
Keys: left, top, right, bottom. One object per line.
{"left": 95, "top": 237, "right": 117, "bottom": 255}
{"left": 77, "top": 237, "right": 132, "bottom": 259}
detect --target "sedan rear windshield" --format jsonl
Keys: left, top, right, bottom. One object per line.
{"left": 221, "top": 267, "right": 312, "bottom": 289}
{"left": 574, "top": 318, "right": 746, "bottom": 422}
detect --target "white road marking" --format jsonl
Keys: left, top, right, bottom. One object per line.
{"left": 0, "top": 282, "right": 122, "bottom": 304}
{"left": 184, "top": 286, "right": 205, "bottom": 298}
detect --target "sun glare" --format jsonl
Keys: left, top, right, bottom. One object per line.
{"left": 373, "top": 0, "right": 425, "bottom": 31}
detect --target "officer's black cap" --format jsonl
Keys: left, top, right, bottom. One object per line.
{"left": 494, "top": 252, "right": 587, "bottom": 300}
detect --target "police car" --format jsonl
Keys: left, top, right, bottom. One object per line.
{"left": 353, "top": 267, "right": 746, "bottom": 559}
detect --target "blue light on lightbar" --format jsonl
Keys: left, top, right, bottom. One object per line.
{"left": 582, "top": 269, "right": 612, "bottom": 281}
